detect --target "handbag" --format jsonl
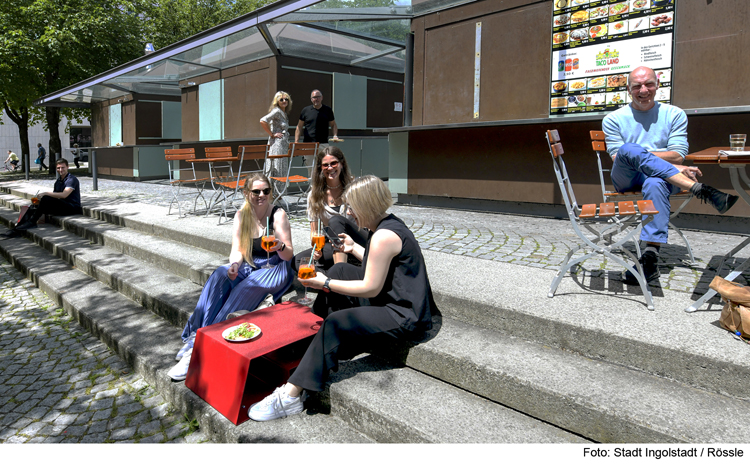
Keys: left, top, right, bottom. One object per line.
{"left": 34, "top": 157, "right": 40, "bottom": 164}
{"left": 709, "top": 276, "right": 750, "bottom": 339}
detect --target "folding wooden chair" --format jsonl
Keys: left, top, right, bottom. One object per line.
{"left": 546, "top": 130, "right": 659, "bottom": 310}
{"left": 212, "top": 144, "right": 269, "bottom": 224}
{"left": 165, "top": 148, "right": 209, "bottom": 218}
{"left": 267, "top": 142, "right": 319, "bottom": 215}
{"left": 591, "top": 130, "right": 695, "bottom": 263}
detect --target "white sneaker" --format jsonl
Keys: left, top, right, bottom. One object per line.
{"left": 168, "top": 348, "right": 192, "bottom": 381}
{"left": 175, "top": 333, "right": 195, "bottom": 361}
{"left": 248, "top": 386, "right": 304, "bottom": 421}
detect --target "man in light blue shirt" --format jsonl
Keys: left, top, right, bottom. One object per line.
{"left": 602, "top": 66, "right": 737, "bottom": 284}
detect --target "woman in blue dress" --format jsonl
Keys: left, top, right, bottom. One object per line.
{"left": 168, "top": 173, "right": 295, "bottom": 381}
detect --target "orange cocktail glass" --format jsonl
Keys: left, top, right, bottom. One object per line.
{"left": 261, "top": 234, "right": 276, "bottom": 269}
{"left": 297, "top": 263, "right": 316, "bottom": 305}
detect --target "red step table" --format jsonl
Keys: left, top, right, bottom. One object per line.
{"left": 185, "top": 301, "right": 323, "bottom": 425}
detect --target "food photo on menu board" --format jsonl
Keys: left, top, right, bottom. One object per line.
{"left": 549, "top": 0, "right": 676, "bottom": 115}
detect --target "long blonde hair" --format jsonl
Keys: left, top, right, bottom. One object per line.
{"left": 308, "top": 146, "right": 353, "bottom": 221}
{"left": 269, "top": 91, "right": 292, "bottom": 113}
{"left": 239, "top": 173, "right": 273, "bottom": 266}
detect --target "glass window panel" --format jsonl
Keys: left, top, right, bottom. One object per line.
{"left": 109, "top": 103, "right": 122, "bottom": 146}
{"left": 199, "top": 80, "right": 223, "bottom": 141}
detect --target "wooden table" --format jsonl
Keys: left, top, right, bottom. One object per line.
{"left": 685, "top": 147, "right": 750, "bottom": 312}
{"left": 185, "top": 301, "right": 322, "bottom": 425}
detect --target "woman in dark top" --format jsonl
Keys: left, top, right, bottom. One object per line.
{"left": 249, "top": 175, "right": 438, "bottom": 421}
{"left": 168, "top": 173, "right": 294, "bottom": 381}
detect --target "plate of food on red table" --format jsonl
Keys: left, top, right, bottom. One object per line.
{"left": 222, "top": 322, "right": 261, "bottom": 342}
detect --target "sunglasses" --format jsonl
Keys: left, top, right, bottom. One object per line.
{"left": 279, "top": 98, "right": 289, "bottom": 102}
{"left": 321, "top": 161, "right": 339, "bottom": 169}
{"left": 249, "top": 188, "right": 272, "bottom": 196}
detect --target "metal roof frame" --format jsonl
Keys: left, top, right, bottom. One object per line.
{"left": 34, "top": 0, "right": 323, "bottom": 106}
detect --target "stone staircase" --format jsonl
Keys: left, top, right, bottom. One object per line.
{"left": 1, "top": 183, "right": 749, "bottom": 443}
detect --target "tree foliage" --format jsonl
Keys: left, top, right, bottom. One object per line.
{"left": 141, "top": 0, "right": 275, "bottom": 50}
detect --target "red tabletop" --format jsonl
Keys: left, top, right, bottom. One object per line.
{"left": 185, "top": 301, "right": 322, "bottom": 424}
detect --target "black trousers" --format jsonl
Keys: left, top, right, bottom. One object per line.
{"left": 287, "top": 263, "right": 410, "bottom": 392}
{"left": 291, "top": 214, "right": 369, "bottom": 273}
{"left": 28, "top": 196, "right": 81, "bottom": 223}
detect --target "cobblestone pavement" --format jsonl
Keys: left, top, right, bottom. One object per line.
{"left": 14, "top": 172, "right": 750, "bottom": 295}
{"left": 0, "top": 259, "right": 210, "bottom": 444}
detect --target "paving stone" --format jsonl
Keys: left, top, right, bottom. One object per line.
{"left": 79, "top": 432, "right": 109, "bottom": 443}
{"left": 110, "top": 426, "right": 137, "bottom": 441}
{"left": 138, "top": 433, "right": 165, "bottom": 443}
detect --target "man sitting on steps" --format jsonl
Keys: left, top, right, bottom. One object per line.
{"left": 603, "top": 65, "right": 738, "bottom": 285}
{"left": 11, "top": 158, "right": 82, "bottom": 234}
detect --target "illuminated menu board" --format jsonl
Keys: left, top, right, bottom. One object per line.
{"left": 549, "top": 0, "right": 676, "bottom": 115}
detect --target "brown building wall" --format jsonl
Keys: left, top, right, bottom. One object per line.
{"left": 181, "top": 87, "right": 200, "bottom": 142}
{"left": 122, "top": 101, "right": 136, "bottom": 145}
{"left": 404, "top": 0, "right": 750, "bottom": 218}
{"left": 411, "top": 0, "right": 750, "bottom": 125}
{"left": 224, "top": 59, "right": 273, "bottom": 139}
{"left": 180, "top": 55, "right": 404, "bottom": 142}
{"left": 91, "top": 103, "right": 108, "bottom": 148}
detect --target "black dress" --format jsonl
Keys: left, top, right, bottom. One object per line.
{"left": 287, "top": 214, "right": 438, "bottom": 392}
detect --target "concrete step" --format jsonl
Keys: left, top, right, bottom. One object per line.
{"left": 404, "top": 317, "right": 750, "bottom": 443}
{"left": 424, "top": 250, "right": 750, "bottom": 400}
{"left": 4, "top": 182, "right": 750, "bottom": 442}
{"left": 0, "top": 194, "right": 223, "bottom": 286}
{"left": 6, "top": 183, "right": 747, "bottom": 402}
{"left": 0, "top": 232, "right": 582, "bottom": 443}
{"left": 5, "top": 197, "right": 749, "bottom": 443}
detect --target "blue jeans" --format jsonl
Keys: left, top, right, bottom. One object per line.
{"left": 610, "top": 143, "right": 681, "bottom": 244}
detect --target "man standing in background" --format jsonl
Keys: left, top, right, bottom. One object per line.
{"left": 295, "top": 89, "right": 338, "bottom": 144}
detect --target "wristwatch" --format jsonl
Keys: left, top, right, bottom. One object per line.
{"left": 323, "top": 278, "right": 331, "bottom": 293}
{"left": 279, "top": 242, "right": 286, "bottom": 252}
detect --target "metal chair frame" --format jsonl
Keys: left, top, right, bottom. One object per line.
{"left": 591, "top": 130, "right": 695, "bottom": 263}
{"left": 213, "top": 145, "right": 269, "bottom": 224}
{"left": 165, "top": 148, "right": 209, "bottom": 218}
{"left": 266, "top": 142, "right": 319, "bottom": 215}
{"left": 546, "top": 129, "right": 659, "bottom": 310}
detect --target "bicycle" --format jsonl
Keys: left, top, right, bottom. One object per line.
{"left": 2, "top": 161, "right": 19, "bottom": 173}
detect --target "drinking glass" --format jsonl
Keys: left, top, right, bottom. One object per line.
{"left": 261, "top": 234, "right": 276, "bottom": 269}
{"left": 311, "top": 230, "right": 325, "bottom": 267}
{"left": 297, "top": 263, "right": 316, "bottom": 305}
{"left": 730, "top": 134, "right": 746, "bottom": 152}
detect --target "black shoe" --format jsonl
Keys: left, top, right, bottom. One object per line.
{"left": 695, "top": 185, "right": 739, "bottom": 214}
{"left": 623, "top": 251, "right": 660, "bottom": 285}
{"left": 3, "top": 229, "right": 20, "bottom": 238}
{"left": 15, "top": 221, "right": 37, "bottom": 231}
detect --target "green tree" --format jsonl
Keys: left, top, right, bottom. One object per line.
{"left": 141, "top": 0, "right": 274, "bottom": 50}
{"left": 0, "top": 0, "right": 145, "bottom": 173}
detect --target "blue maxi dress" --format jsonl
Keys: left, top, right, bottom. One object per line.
{"left": 181, "top": 206, "right": 294, "bottom": 341}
